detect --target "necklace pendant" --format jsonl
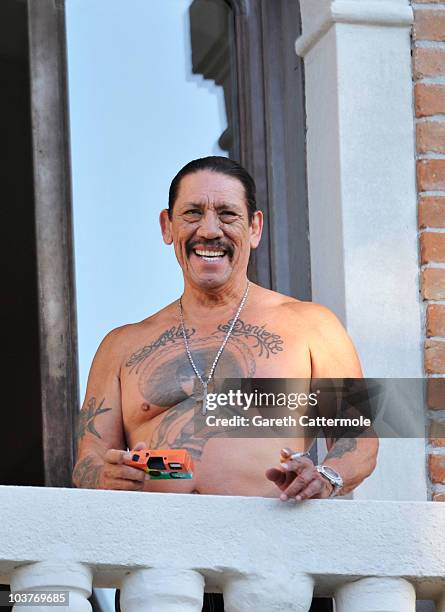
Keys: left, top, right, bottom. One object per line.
{"left": 202, "top": 381, "right": 208, "bottom": 416}
{"left": 179, "top": 281, "right": 250, "bottom": 420}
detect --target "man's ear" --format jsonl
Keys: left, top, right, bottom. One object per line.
{"left": 249, "top": 210, "right": 263, "bottom": 250}
{"left": 159, "top": 209, "right": 173, "bottom": 245}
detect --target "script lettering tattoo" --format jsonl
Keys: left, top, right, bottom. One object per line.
{"left": 325, "top": 438, "right": 357, "bottom": 460}
{"left": 126, "top": 326, "right": 195, "bottom": 374}
{"left": 217, "top": 318, "right": 284, "bottom": 358}
{"left": 73, "top": 455, "right": 102, "bottom": 488}
{"left": 77, "top": 397, "right": 112, "bottom": 440}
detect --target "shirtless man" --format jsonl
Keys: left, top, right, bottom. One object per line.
{"left": 73, "top": 156, "right": 378, "bottom": 503}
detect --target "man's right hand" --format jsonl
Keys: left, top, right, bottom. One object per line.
{"left": 100, "top": 442, "right": 147, "bottom": 491}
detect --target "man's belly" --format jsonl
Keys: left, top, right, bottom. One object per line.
{"left": 127, "top": 413, "right": 310, "bottom": 496}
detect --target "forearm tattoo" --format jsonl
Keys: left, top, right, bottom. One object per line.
{"left": 73, "top": 455, "right": 102, "bottom": 489}
{"left": 325, "top": 438, "right": 358, "bottom": 460}
{"left": 77, "top": 397, "right": 112, "bottom": 441}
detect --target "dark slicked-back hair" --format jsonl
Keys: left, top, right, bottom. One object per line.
{"left": 168, "top": 156, "right": 257, "bottom": 224}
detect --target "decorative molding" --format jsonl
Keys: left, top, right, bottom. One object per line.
{"left": 296, "top": 0, "right": 414, "bottom": 57}
{"left": 189, "top": 0, "right": 234, "bottom": 153}
{"left": 1, "top": 487, "right": 445, "bottom": 601}
{"left": 226, "top": 0, "right": 249, "bottom": 16}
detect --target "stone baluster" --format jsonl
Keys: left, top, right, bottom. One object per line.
{"left": 223, "top": 572, "right": 314, "bottom": 612}
{"left": 120, "top": 568, "right": 204, "bottom": 612}
{"left": 335, "top": 577, "right": 416, "bottom": 612}
{"left": 10, "top": 562, "right": 92, "bottom": 612}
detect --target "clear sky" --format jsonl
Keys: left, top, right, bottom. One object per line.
{"left": 65, "top": 0, "right": 228, "bottom": 401}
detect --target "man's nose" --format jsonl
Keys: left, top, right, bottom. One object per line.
{"left": 196, "top": 210, "right": 224, "bottom": 239}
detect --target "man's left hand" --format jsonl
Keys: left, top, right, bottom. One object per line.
{"left": 265, "top": 448, "right": 333, "bottom": 501}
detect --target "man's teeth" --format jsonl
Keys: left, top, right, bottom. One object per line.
{"left": 194, "top": 250, "right": 225, "bottom": 257}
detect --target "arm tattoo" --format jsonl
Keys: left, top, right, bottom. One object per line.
{"left": 77, "top": 397, "right": 112, "bottom": 440}
{"left": 72, "top": 455, "right": 102, "bottom": 489}
{"left": 325, "top": 438, "right": 357, "bottom": 459}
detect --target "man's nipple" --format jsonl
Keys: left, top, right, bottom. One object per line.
{"left": 141, "top": 402, "right": 150, "bottom": 412}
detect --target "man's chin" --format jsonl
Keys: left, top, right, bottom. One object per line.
{"left": 184, "top": 256, "right": 232, "bottom": 290}
{"left": 189, "top": 270, "right": 232, "bottom": 291}
{"left": 194, "top": 275, "right": 228, "bottom": 290}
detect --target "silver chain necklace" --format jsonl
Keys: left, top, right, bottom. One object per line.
{"left": 179, "top": 281, "right": 250, "bottom": 415}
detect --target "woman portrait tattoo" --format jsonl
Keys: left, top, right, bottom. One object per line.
{"left": 124, "top": 319, "right": 285, "bottom": 460}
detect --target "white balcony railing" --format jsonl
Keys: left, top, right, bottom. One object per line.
{"left": 0, "top": 486, "right": 444, "bottom": 611}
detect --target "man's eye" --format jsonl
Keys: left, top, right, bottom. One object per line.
{"left": 184, "top": 210, "right": 202, "bottom": 217}
{"left": 219, "top": 211, "right": 237, "bottom": 219}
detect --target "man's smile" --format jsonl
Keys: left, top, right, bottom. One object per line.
{"left": 194, "top": 248, "right": 226, "bottom": 261}
{"left": 189, "top": 249, "right": 228, "bottom": 266}
{"left": 186, "top": 241, "right": 234, "bottom": 265}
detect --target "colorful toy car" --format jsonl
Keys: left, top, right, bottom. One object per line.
{"left": 124, "top": 448, "right": 194, "bottom": 480}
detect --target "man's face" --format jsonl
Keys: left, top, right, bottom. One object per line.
{"left": 160, "top": 170, "right": 263, "bottom": 290}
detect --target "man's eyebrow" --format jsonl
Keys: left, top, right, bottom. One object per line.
{"left": 215, "top": 201, "right": 241, "bottom": 209}
{"left": 180, "top": 201, "right": 203, "bottom": 208}
{"left": 180, "top": 200, "right": 242, "bottom": 209}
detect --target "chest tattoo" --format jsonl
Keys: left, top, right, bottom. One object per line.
{"left": 217, "top": 319, "right": 284, "bottom": 358}
{"left": 124, "top": 319, "right": 285, "bottom": 460}
{"left": 125, "top": 325, "right": 195, "bottom": 374}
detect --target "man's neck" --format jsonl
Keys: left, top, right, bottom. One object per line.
{"left": 180, "top": 277, "right": 251, "bottom": 322}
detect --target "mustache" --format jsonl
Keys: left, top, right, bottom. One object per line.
{"left": 186, "top": 239, "right": 234, "bottom": 259}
